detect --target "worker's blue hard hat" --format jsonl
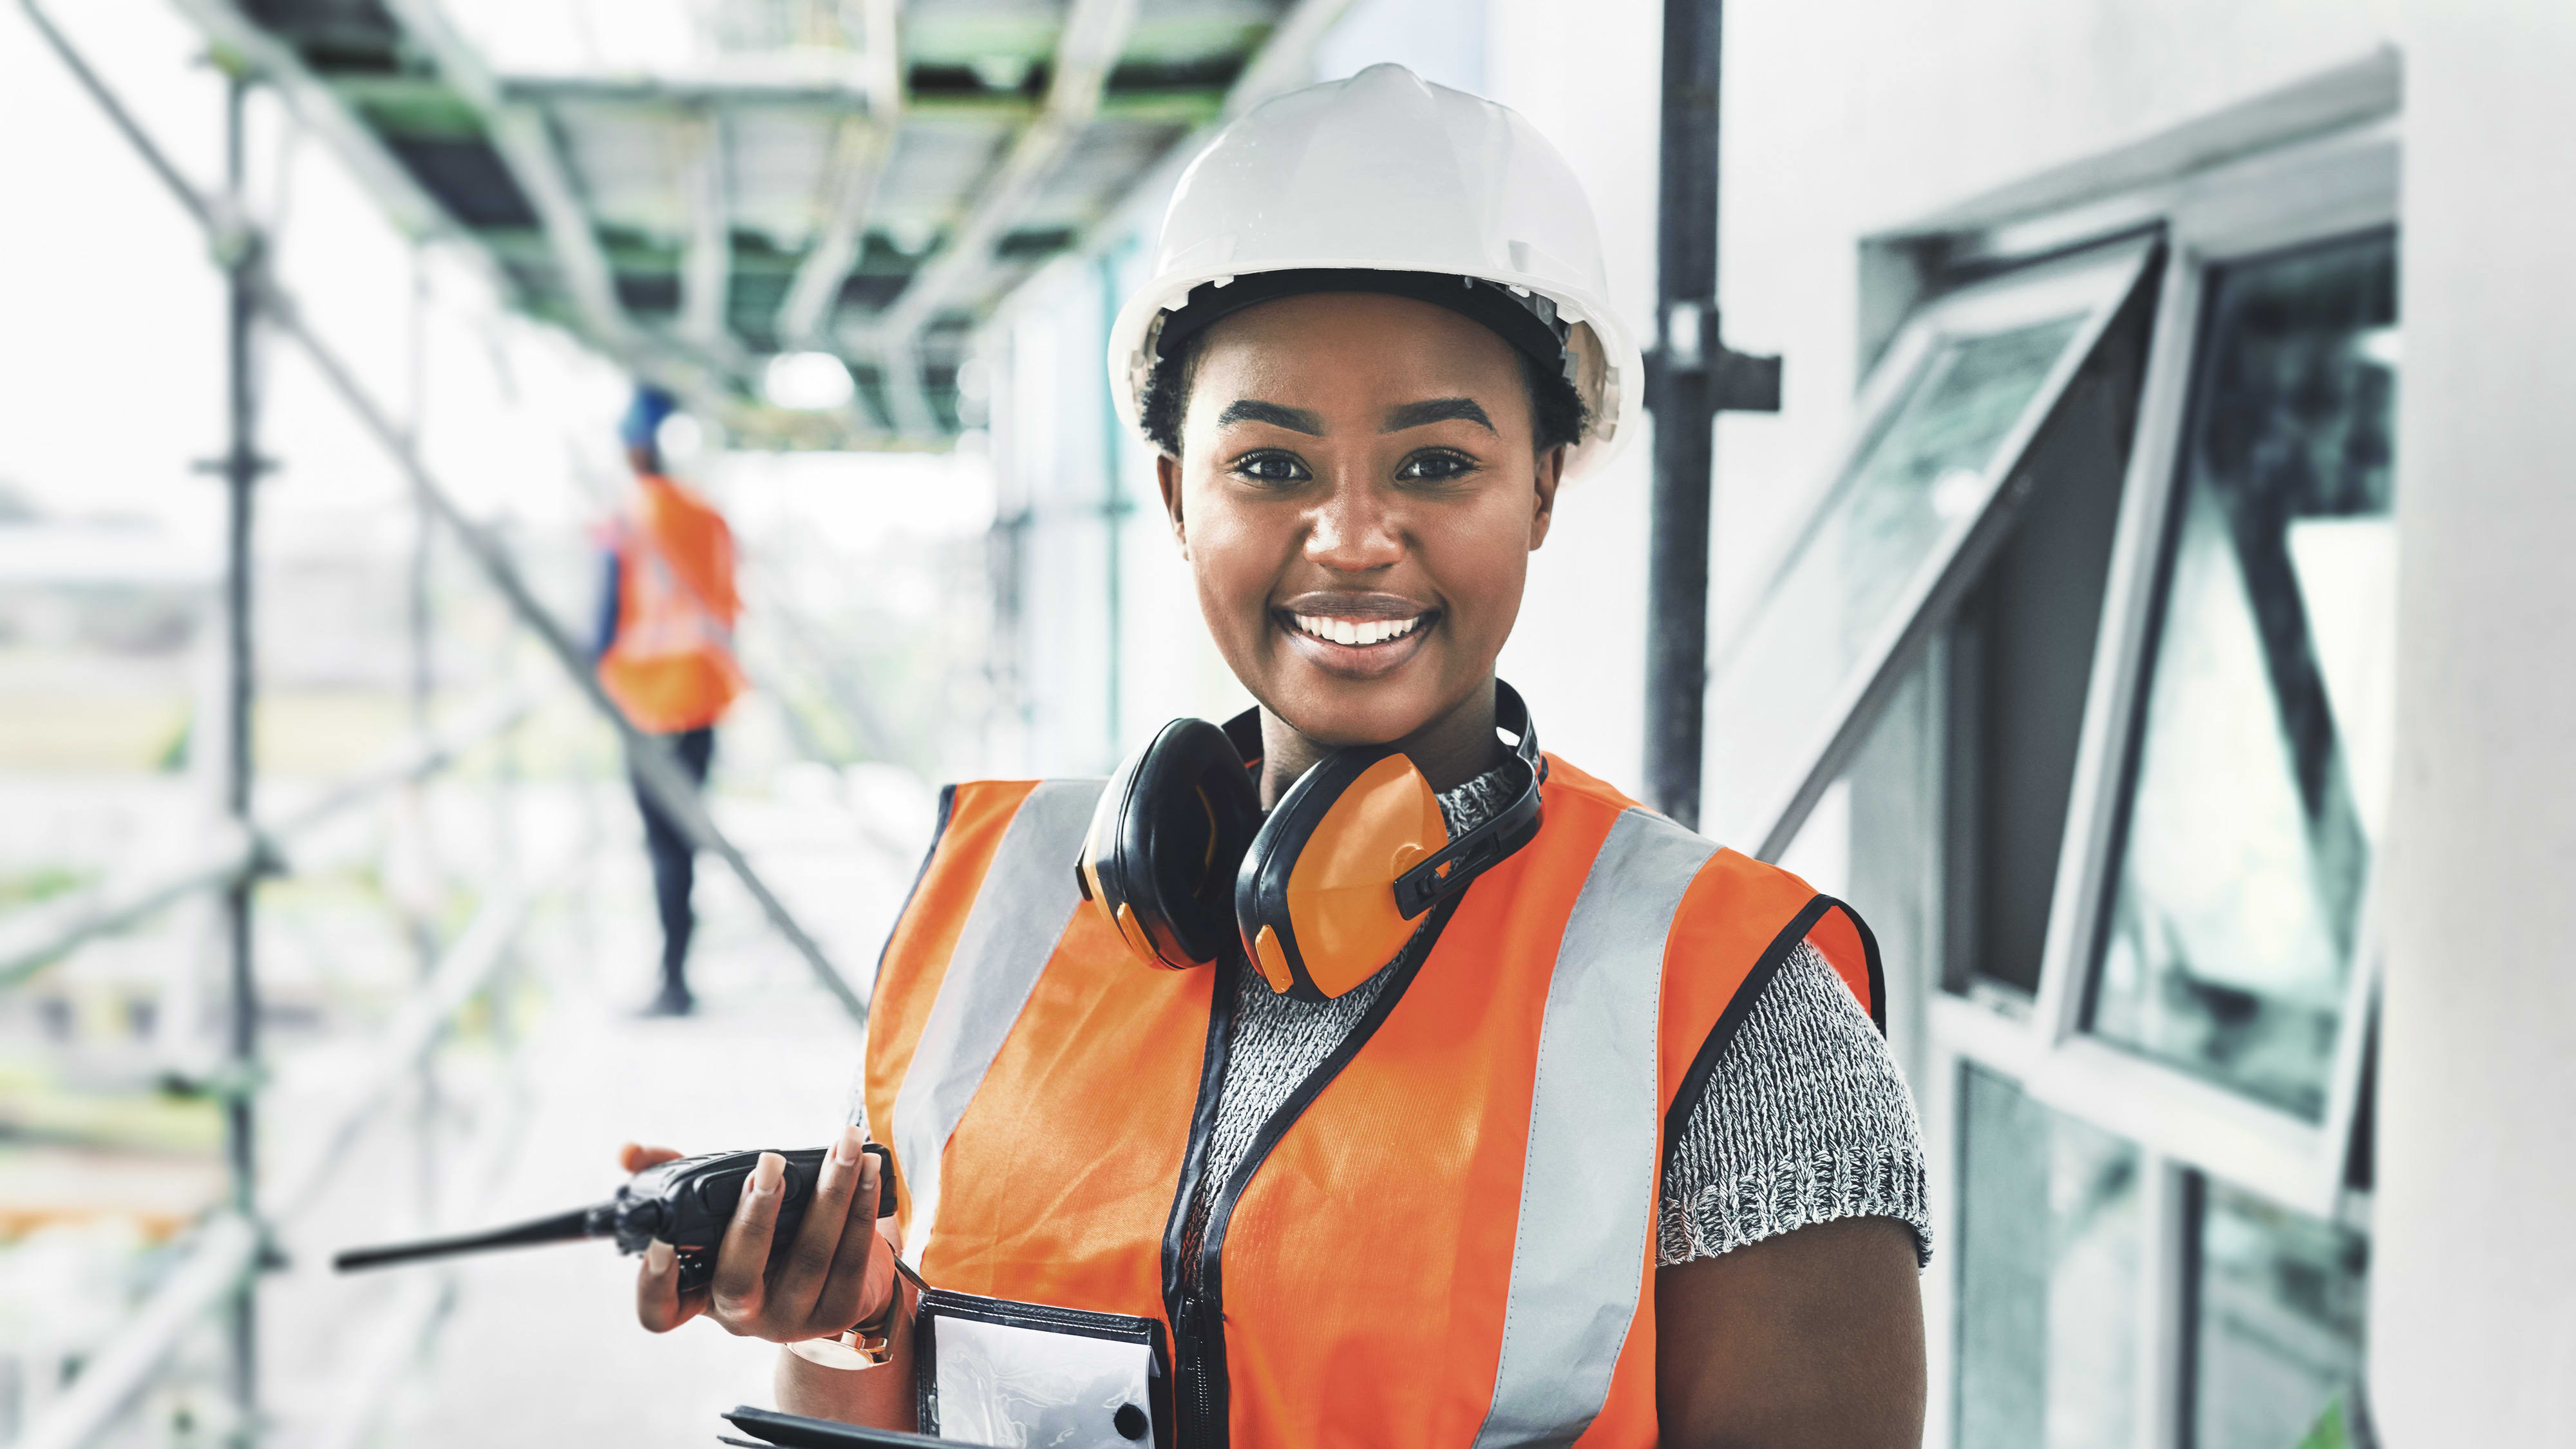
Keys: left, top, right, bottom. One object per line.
{"left": 620, "top": 385, "right": 681, "bottom": 451}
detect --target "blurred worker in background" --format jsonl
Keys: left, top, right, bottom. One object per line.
{"left": 594, "top": 384, "right": 744, "bottom": 1018}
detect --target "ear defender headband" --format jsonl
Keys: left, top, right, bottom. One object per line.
{"left": 1074, "top": 683, "right": 1548, "bottom": 1001}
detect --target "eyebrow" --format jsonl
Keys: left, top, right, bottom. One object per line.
{"left": 1215, "top": 399, "right": 1326, "bottom": 434}
{"left": 1381, "top": 397, "right": 1495, "bottom": 433}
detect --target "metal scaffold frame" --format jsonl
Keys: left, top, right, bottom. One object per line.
{"left": 5, "top": 3, "right": 891, "bottom": 1443}
{"left": 10, "top": 0, "right": 864, "bottom": 1026}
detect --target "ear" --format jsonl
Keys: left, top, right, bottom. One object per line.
{"left": 1156, "top": 451, "right": 1189, "bottom": 558}
{"left": 1528, "top": 446, "right": 1566, "bottom": 550}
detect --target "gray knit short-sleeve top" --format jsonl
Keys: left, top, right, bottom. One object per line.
{"left": 1173, "top": 766, "right": 1932, "bottom": 1290}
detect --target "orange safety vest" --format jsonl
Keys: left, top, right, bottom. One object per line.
{"left": 864, "top": 755, "right": 1880, "bottom": 1448}
{"left": 598, "top": 474, "right": 744, "bottom": 735}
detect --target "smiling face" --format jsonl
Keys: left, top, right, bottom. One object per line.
{"left": 1155, "top": 291, "right": 1564, "bottom": 791}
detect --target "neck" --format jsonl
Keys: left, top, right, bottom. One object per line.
{"left": 1256, "top": 677, "right": 1504, "bottom": 808}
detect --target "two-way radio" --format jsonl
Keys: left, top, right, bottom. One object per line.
{"left": 334, "top": 1144, "right": 896, "bottom": 1294}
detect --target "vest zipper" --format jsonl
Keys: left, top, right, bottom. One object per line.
{"left": 1160, "top": 958, "right": 1239, "bottom": 1449}
{"left": 1155, "top": 897, "right": 1461, "bottom": 1449}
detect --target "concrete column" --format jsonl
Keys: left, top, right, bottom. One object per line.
{"left": 2375, "top": 4, "right": 2576, "bottom": 1438}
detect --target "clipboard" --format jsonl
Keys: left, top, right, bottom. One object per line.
{"left": 720, "top": 1405, "right": 989, "bottom": 1449}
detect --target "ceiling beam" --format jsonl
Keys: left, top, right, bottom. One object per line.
{"left": 1224, "top": 0, "right": 1359, "bottom": 119}
{"left": 171, "top": 0, "right": 459, "bottom": 246}
{"left": 875, "top": 336, "right": 941, "bottom": 440}
{"left": 678, "top": 109, "right": 732, "bottom": 349}
{"left": 377, "top": 0, "right": 638, "bottom": 357}
{"left": 846, "top": 0, "right": 1141, "bottom": 351}
{"left": 775, "top": 0, "right": 902, "bottom": 347}
{"left": 1048, "top": 0, "right": 1359, "bottom": 287}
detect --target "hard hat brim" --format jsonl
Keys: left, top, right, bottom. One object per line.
{"left": 1107, "top": 262, "right": 1640, "bottom": 482}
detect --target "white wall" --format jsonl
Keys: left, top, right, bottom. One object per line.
{"left": 1015, "top": 0, "right": 2405, "bottom": 804}
{"left": 1477, "top": 0, "right": 2400, "bottom": 817}
{"left": 2374, "top": 0, "right": 2576, "bottom": 1437}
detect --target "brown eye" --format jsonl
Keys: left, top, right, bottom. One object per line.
{"left": 1233, "top": 451, "right": 1310, "bottom": 485}
{"left": 1396, "top": 450, "right": 1477, "bottom": 482}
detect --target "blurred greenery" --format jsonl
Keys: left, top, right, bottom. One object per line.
{"left": 0, "top": 1061, "right": 222, "bottom": 1155}
{"left": 0, "top": 864, "right": 91, "bottom": 911}
{"left": 2294, "top": 1394, "right": 2355, "bottom": 1449}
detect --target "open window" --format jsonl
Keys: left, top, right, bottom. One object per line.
{"left": 1728, "top": 55, "right": 2401, "bottom": 1449}
{"left": 2073, "top": 232, "right": 2396, "bottom": 1130}
{"left": 1703, "top": 238, "right": 2158, "bottom": 862}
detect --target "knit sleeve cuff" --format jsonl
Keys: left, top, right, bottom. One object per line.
{"left": 1658, "top": 1139, "right": 1933, "bottom": 1268}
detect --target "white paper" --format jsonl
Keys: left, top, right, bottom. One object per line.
{"left": 932, "top": 1315, "right": 1154, "bottom": 1448}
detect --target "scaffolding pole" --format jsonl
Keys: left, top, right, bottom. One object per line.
{"left": 403, "top": 242, "right": 442, "bottom": 1233}
{"left": 18, "top": 0, "right": 869, "bottom": 1028}
{"left": 214, "top": 68, "right": 265, "bottom": 1445}
{"left": 1097, "top": 251, "right": 1128, "bottom": 761}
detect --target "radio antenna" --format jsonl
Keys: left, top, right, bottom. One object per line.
{"left": 334, "top": 1206, "right": 599, "bottom": 1273}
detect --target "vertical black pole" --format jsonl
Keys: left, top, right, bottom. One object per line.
{"left": 218, "top": 70, "right": 263, "bottom": 1443}
{"left": 1645, "top": 0, "right": 1724, "bottom": 829}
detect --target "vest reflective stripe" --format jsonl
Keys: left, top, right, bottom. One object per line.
{"left": 864, "top": 759, "right": 1884, "bottom": 1449}
{"left": 1473, "top": 808, "right": 1717, "bottom": 1449}
{"left": 889, "top": 779, "right": 1105, "bottom": 1267}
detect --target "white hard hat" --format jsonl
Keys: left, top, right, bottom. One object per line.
{"left": 1108, "top": 63, "right": 1640, "bottom": 480}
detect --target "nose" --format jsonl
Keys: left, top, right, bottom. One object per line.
{"left": 1303, "top": 478, "right": 1403, "bottom": 576}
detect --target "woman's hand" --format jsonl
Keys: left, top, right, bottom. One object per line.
{"left": 625, "top": 1125, "right": 894, "bottom": 1343}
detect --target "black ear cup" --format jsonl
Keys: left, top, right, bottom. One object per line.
{"left": 1078, "top": 717, "right": 1262, "bottom": 969}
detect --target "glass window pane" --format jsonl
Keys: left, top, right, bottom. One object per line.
{"left": 2193, "top": 1181, "right": 2369, "bottom": 1449}
{"left": 2087, "top": 232, "right": 2398, "bottom": 1120}
{"left": 1955, "top": 1066, "right": 2144, "bottom": 1449}
{"left": 1942, "top": 296, "right": 2150, "bottom": 999}
{"left": 1705, "top": 316, "right": 2083, "bottom": 848}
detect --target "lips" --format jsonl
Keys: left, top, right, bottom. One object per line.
{"left": 1288, "top": 611, "right": 1423, "bottom": 647}
{"left": 1272, "top": 592, "right": 1438, "bottom": 679}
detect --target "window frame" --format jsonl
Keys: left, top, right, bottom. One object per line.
{"left": 1850, "top": 88, "right": 2402, "bottom": 1449}
{"left": 2015, "top": 119, "right": 2399, "bottom": 1220}
{"left": 1704, "top": 236, "right": 2160, "bottom": 863}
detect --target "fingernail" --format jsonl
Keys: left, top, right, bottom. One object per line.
{"left": 752, "top": 1151, "right": 785, "bottom": 1195}
{"left": 862, "top": 1152, "right": 880, "bottom": 1193}
{"left": 645, "top": 1239, "right": 674, "bottom": 1274}
{"left": 833, "top": 1124, "right": 863, "bottom": 1167}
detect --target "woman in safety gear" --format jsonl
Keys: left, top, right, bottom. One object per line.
{"left": 627, "top": 64, "right": 1929, "bottom": 1448}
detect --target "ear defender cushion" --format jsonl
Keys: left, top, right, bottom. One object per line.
{"left": 1077, "top": 718, "right": 1261, "bottom": 969}
{"left": 1235, "top": 748, "right": 1449, "bottom": 1001}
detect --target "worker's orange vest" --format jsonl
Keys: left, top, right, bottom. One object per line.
{"left": 599, "top": 475, "right": 744, "bottom": 734}
{"left": 864, "top": 755, "right": 1880, "bottom": 1448}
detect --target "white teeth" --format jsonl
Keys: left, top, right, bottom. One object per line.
{"left": 1291, "top": 612, "right": 1423, "bottom": 645}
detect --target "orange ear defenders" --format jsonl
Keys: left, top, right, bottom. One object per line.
{"left": 1075, "top": 683, "right": 1546, "bottom": 1001}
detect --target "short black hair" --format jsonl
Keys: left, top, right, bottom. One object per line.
{"left": 1139, "top": 322, "right": 1587, "bottom": 459}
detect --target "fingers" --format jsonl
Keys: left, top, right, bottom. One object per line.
{"left": 812, "top": 1145, "right": 886, "bottom": 1334}
{"left": 710, "top": 1150, "right": 786, "bottom": 1330}
{"left": 771, "top": 1126, "right": 867, "bottom": 1329}
{"left": 620, "top": 1142, "right": 685, "bottom": 1173}
{"left": 635, "top": 1239, "right": 706, "bottom": 1333}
